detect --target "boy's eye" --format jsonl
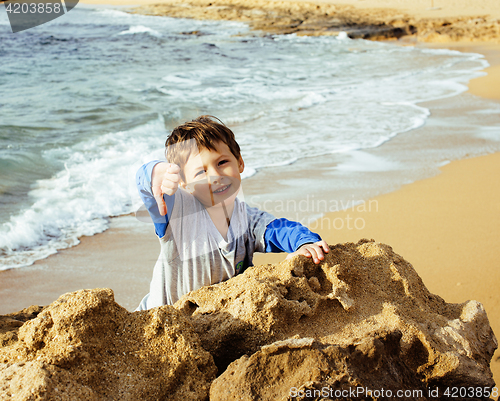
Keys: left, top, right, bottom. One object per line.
{"left": 193, "top": 160, "right": 227, "bottom": 177}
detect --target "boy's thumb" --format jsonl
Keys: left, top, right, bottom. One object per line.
{"left": 154, "top": 193, "right": 168, "bottom": 216}
{"left": 167, "top": 163, "right": 180, "bottom": 174}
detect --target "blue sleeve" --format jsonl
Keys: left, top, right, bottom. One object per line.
{"left": 136, "top": 160, "right": 175, "bottom": 238}
{"left": 263, "top": 218, "right": 322, "bottom": 253}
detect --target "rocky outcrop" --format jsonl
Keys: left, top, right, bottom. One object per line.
{"left": 0, "top": 240, "right": 497, "bottom": 400}
{"left": 0, "top": 289, "right": 216, "bottom": 400}
{"left": 175, "top": 240, "right": 497, "bottom": 390}
{"left": 0, "top": 305, "right": 44, "bottom": 348}
{"left": 133, "top": 0, "right": 500, "bottom": 43}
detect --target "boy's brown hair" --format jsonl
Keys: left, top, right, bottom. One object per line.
{"left": 165, "top": 115, "right": 241, "bottom": 182}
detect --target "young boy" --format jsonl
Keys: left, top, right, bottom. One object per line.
{"left": 136, "top": 115, "right": 328, "bottom": 310}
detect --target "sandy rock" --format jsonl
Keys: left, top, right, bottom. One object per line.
{"left": 175, "top": 239, "right": 497, "bottom": 389}
{"left": 210, "top": 332, "right": 428, "bottom": 400}
{"left": 0, "top": 288, "right": 216, "bottom": 401}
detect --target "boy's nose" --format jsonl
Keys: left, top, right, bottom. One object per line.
{"left": 210, "top": 176, "right": 221, "bottom": 184}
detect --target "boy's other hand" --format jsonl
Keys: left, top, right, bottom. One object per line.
{"left": 151, "top": 162, "right": 180, "bottom": 216}
{"left": 286, "top": 240, "right": 329, "bottom": 264}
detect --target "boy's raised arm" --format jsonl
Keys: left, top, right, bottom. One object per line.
{"left": 150, "top": 162, "right": 181, "bottom": 216}
{"left": 136, "top": 160, "right": 162, "bottom": 199}
{"left": 136, "top": 161, "right": 176, "bottom": 238}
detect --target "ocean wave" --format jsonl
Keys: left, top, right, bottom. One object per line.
{"left": 118, "top": 25, "right": 162, "bottom": 37}
{"left": 1, "top": 7, "right": 498, "bottom": 269}
{"left": 0, "top": 116, "right": 167, "bottom": 270}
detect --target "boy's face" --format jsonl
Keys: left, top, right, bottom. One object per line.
{"left": 179, "top": 141, "right": 244, "bottom": 208}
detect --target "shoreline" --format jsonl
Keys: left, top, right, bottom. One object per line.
{"left": 0, "top": 216, "right": 159, "bottom": 312}
{"left": 422, "top": 42, "right": 500, "bottom": 101}
{"left": 82, "top": 0, "right": 500, "bottom": 43}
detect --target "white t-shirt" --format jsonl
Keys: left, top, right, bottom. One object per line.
{"left": 136, "top": 187, "right": 276, "bottom": 310}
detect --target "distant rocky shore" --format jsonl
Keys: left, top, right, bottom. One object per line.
{"left": 132, "top": 0, "right": 500, "bottom": 42}
{"left": 1, "top": 240, "right": 497, "bottom": 400}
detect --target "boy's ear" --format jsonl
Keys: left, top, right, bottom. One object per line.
{"left": 238, "top": 156, "right": 245, "bottom": 173}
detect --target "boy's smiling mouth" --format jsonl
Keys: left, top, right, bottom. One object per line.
{"left": 212, "top": 184, "right": 231, "bottom": 194}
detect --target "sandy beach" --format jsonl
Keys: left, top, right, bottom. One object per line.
{"left": 2, "top": 0, "right": 500, "bottom": 390}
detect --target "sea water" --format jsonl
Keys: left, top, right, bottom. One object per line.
{"left": 1, "top": 6, "right": 499, "bottom": 269}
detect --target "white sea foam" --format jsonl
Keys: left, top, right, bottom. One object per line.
{"left": 337, "top": 32, "right": 349, "bottom": 40}
{"left": 335, "top": 151, "right": 400, "bottom": 173}
{"left": 118, "top": 25, "right": 162, "bottom": 37}
{"left": 0, "top": 116, "right": 167, "bottom": 269}
{"left": 476, "top": 126, "right": 500, "bottom": 142}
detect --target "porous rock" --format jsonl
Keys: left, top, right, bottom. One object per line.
{"left": 175, "top": 239, "right": 497, "bottom": 391}
{"left": 1, "top": 240, "right": 496, "bottom": 400}
{"left": 210, "top": 332, "right": 428, "bottom": 401}
{"left": 0, "top": 288, "right": 216, "bottom": 400}
{"left": 0, "top": 305, "right": 45, "bottom": 347}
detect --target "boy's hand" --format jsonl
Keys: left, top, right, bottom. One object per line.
{"left": 151, "top": 162, "right": 181, "bottom": 216}
{"left": 286, "top": 240, "right": 329, "bottom": 264}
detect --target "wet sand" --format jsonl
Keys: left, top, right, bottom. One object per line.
{"left": 0, "top": 216, "right": 159, "bottom": 312}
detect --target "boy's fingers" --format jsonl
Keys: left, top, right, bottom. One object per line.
{"left": 161, "top": 188, "right": 173, "bottom": 196}
{"left": 150, "top": 162, "right": 176, "bottom": 216}
{"left": 161, "top": 180, "right": 177, "bottom": 194}
{"left": 305, "top": 244, "right": 325, "bottom": 264}
{"left": 151, "top": 183, "right": 162, "bottom": 198}
{"left": 299, "top": 250, "right": 311, "bottom": 259}
{"left": 164, "top": 172, "right": 180, "bottom": 183}
{"left": 152, "top": 182, "right": 167, "bottom": 215}
{"left": 290, "top": 242, "right": 328, "bottom": 263}
{"left": 318, "top": 240, "right": 329, "bottom": 253}
{"left": 311, "top": 244, "right": 325, "bottom": 258}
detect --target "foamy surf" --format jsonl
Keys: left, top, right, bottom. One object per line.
{"left": 118, "top": 25, "right": 162, "bottom": 37}
{"left": 0, "top": 117, "right": 167, "bottom": 269}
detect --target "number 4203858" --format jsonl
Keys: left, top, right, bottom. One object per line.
{"left": 5, "top": 2, "right": 62, "bottom": 14}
